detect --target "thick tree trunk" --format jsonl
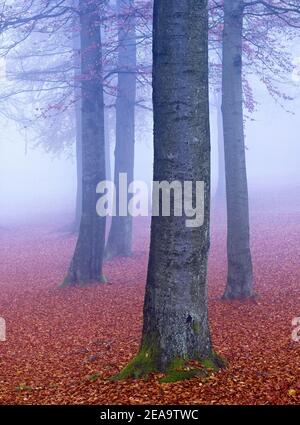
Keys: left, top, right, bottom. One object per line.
{"left": 114, "top": 0, "right": 222, "bottom": 379}
{"left": 214, "top": 91, "right": 226, "bottom": 202}
{"left": 222, "top": 0, "right": 253, "bottom": 299}
{"left": 64, "top": 0, "right": 106, "bottom": 285}
{"left": 105, "top": 0, "right": 136, "bottom": 259}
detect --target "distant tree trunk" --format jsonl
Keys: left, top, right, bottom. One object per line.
{"left": 74, "top": 99, "right": 82, "bottom": 233}
{"left": 103, "top": 1, "right": 112, "bottom": 184}
{"left": 114, "top": 0, "right": 222, "bottom": 379}
{"left": 214, "top": 91, "right": 226, "bottom": 202}
{"left": 73, "top": 26, "right": 82, "bottom": 233}
{"left": 64, "top": 0, "right": 106, "bottom": 285}
{"left": 105, "top": 0, "right": 136, "bottom": 259}
{"left": 222, "top": 0, "right": 253, "bottom": 299}
{"left": 104, "top": 107, "right": 111, "bottom": 182}
{"left": 68, "top": 9, "right": 82, "bottom": 234}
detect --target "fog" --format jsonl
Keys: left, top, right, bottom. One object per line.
{"left": 0, "top": 122, "right": 76, "bottom": 224}
{"left": 0, "top": 25, "right": 299, "bottom": 227}
{"left": 1, "top": 87, "right": 300, "bottom": 225}
{"left": 245, "top": 79, "right": 300, "bottom": 189}
{"left": 1, "top": 82, "right": 300, "bottom": 226}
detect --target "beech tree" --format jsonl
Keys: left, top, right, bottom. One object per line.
{"left": 105, "top": 0, "right": 137, "bottom": 259}
{"left": 221, "top": 0, "right": 253, "bottom": 299}
{"left": 212, "top": 90, "right": 226, "bottom": 202}
{"left": 114, "top": 0, "right": 223, "bottom": 379}
{"left": 73, "top": 25, "right": 83, "bottom": 234}
{"left": 64, "top": 0, "right": 106, "bottom": 285}
{"left": 220, "top": 0, "right": 300, "bottom": 299}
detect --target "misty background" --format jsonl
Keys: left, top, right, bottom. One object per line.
{"left": 0, "top": 39, "right": 299, "bottom": 226}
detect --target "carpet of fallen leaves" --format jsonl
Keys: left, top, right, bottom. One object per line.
{"left": 0, "top": 190, "right": 299, "bottom": 405}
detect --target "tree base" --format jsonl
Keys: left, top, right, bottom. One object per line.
{"left": 104, "top": 247, "right": 132, "bottom": 261}
{"left": 111, "top": 348, "right": 226, "bottom": 383}
{"left": 56, "top": 223, "right": 79, "bottom": 235}
{"left": 110, "top": 346, "right": 156, "bottom": 381}
{"left": 222, "top": 289, "right": 255, "bottom": 301}
{"left": 60, "top": 273, "right": 107, "bottom": 288}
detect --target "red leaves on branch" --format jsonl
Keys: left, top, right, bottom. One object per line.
{"left": 0, "top": 194, "right": 299, "bottom": 404}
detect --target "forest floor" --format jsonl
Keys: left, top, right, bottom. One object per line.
{"left": 0, "top": 189, "right": 299, "bottom": 404}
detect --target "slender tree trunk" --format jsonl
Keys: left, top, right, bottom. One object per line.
{"left": 105, "top": 0, "right": 136, "bottom": 259}
{"left": 103, "top": 0, "right": 112, "bottom": 184}
{"left": 214, "top": 91, "right": 226, "bottom": 202}
{"left": 74, "top": 99, "right": 82, "bottom": 233}
{"left": 63, "top": 9, "right": 82, "bottom": 235}
{"left": 222, "top": 0, "right": 253, "bottom": 299}
{"left": 104, "top": 107, "right": 111, "bottom": 182}
{"left": 73, "top": 25, "right": 82, "bottom": 233}
{"left": 114, "top": 0, "right": 222, "bottom": 379}
{"left": 64, "top": 0, "right": 106, "bottom": 285}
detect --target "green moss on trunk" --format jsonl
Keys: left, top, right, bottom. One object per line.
{"left": 208, "top": 351, "right": 228, "bottom": 369}
{"left": 160, "top": 358, "right": 205, "bottom": 383}
{"left": 110, "top": 345, "right": 157, "bottom": 380}
{"left": 160, "top": 353, "right": 226, "bottom": 383}
{"left": 111, "top": 350, "right": 227, "bottom": 383}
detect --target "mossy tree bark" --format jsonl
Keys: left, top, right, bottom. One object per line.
{"left": 105, "top": 0, "right": 136, "bottom": 259}
{"left": 222, "top": 0, "right": 253, "bottom": 299}
{"left": 115, "top": 0, "right": 220, "bottom": 378}
{"left": 64, "top": 0, "right": 106, "bottom": 285}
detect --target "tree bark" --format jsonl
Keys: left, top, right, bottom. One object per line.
{"left": 103, "top": 1, "right": 112, "bottom": 184}
{"left": 214, "top": 91, "right": 226, "bottom": 203}
{"left": 105, "top": 0, "right": 136, "bottom": 259}
{"left": 64, "top": 0, "right": 106, "bottom": 285}
{"left": 73, "top": 25, "right": 82, "bottom": 234}
{"left": 104, "top": 107, "right": 112, "bottom": 182}
{"left": 74, "top": 98, "right": 82, "bottom": 233}
{"left": 222, "top": 0, "right": 253, "bottom": 299}
{"left": 114, "top": 0, "right": 222, "bottom": 379}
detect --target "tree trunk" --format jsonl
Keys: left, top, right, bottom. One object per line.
{"left": 73, "top": 25, "right": 82, "bottom": 233}
{"left": 74, "top": 99, "right": 82, "bottom": 233}
{"left": 214, "top": 91, "right": 226, "bottom": 203}
{"left": 104, "top": 107, "right": 111, "bottom": 182}
{"left": 222, "top": 0, "right": 253, "bottom": 299}
{"left": 105, "top": 0, "right": 136, "bottom": 259}
{"left": 114, "top": 0, "right": 222, "bottom": 379}
{"left": 64, "top": 0, "right": 106, "bottom": 285}
{"left": 103, "top": 1, "right": 112, "bottom": 184}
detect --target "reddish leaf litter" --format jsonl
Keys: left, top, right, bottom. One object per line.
{"left": 0, "top": 189, "right": 299, "bottom": 405}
